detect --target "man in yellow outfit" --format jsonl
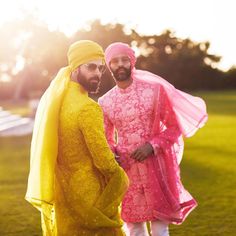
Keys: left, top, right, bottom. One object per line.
{"left": 25, "top": 40, "right": 129, "bottom": 236}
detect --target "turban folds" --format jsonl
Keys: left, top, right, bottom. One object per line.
{"left": 68, "top": 40, "right": 105, "bottom": 71}
{"left": 105, "top": 42, "right": 136, "bottom": 69}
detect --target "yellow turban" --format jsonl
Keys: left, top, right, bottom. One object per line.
{"left": 25, "top": 40, "right": 105, "bottom": 231}
{"left": 68, "top": 40, "right": 104, "bottom": 71}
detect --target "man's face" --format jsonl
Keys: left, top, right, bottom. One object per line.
{"left": 109, "top": 54, "right": 131, "bottom": 82}
{"left": 76, "top": 59, "right": 106, "bottom": 93}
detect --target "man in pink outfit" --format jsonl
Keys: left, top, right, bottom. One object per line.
{"left": 98, "top": 42, "right": 208, "bottom": 236}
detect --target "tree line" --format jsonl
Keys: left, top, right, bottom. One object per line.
{"left": 0, "top": 15, "right": 235, "bottom": 100}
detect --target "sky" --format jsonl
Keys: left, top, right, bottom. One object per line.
{"left": 0, "top": 0, "right": 235, "bottom": 71}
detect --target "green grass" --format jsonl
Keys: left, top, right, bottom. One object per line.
{"left": 170, "top": 90, "right": 236, "bottom": 235}
{"left": 0, "top": 90, "right": 236, "bottom": 235}
{"left": 0, "top": 136, "right": 41, "bottom": 236}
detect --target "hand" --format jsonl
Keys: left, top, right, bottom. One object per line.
{"left": 130, "top": 143, "right": 154, "bottom": 162}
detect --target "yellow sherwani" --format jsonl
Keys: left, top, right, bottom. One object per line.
{"left": 53, "top": 81, "right": 128, "bottom": 235}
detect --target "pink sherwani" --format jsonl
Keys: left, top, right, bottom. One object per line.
{"left": 99, "top": 75, "right": 201, "bottom": 224}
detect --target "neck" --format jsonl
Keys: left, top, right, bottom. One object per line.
{"left": 116, "top": 77, "right": 133, "bottom": 89}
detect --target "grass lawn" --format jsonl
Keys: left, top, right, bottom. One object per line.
{"left": 0, "top": 90, "right": 236, "bottom": 235}
{"left": 0, "top": 136, "right": 41, "bottom": 236}
{"left": 170, "top": 90, "right": 236, "bottom": 235}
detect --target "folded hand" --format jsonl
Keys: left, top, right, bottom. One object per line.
{"left": 130, "top": 143, "right": 154, "bottom": 162}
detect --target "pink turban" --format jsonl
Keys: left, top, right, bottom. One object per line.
{"left": 105, "top": 42, "right": 136, "bottom": 69}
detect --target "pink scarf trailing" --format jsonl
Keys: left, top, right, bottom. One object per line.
{"left": 105, "top": 42, "right": 208, "bottom": 224}
{"left": 105, "top": 42, "right": 207, "bottom": 137}
{"left": 133, "top": 69, "right": 208, "bottom": 138}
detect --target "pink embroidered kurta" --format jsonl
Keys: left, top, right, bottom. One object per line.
{"left": 99, "top": 78, "right": 197, "bottom": 224}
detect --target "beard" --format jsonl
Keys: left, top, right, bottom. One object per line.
{"left": 112, "top": 66, "right": 131, "bottom": 82}
{"left": 77, "top": 71, "right": 101, "bottom": 94}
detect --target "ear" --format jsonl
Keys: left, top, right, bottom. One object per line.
{"left": 71, "top": 67, "right": 79, "bottom": 81}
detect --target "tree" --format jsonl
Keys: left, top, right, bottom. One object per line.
{"left": 134, "top": 30, "right": 223, "bottom": 90}
{"left": 0, "top": 14, "right": 70, "bottom": 99}
{"left": 0, "top": 17, "right": 235, "bottom": 100}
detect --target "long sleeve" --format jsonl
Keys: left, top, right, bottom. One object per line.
{"left": 149, "top": 86, "right": 182, "bottom": 155}
{"left": 79, "top": 102, "right": 119, "bottom": 176}
{"left": 77, "top": 102, "right": 128, "bottom": 221}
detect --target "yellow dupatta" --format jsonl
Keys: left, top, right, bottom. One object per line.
{"left": 25, "top": 40, "right": 105, "bottom": 234}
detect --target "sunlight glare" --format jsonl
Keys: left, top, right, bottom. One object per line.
{"left": 0, "top": 0, "right": 235, "bottom": 70}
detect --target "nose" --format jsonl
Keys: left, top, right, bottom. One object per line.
{"left": 93, "top": 68, "right": 102, "bottom": 77}
{"left": 117, "top": 59, "right": 124, "bottom": 67}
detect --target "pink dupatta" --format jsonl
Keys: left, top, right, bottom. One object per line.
{"left": 105, "top": 42, "right": 207, "bottom": 224}
{"left": 134, "top": 69, "right": 207, "bottom": 224}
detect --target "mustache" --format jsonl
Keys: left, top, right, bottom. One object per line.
{"left": 89, "top": 76, "right": 100, "bottom": 82}
{"left": 116, "top": 66, "right": 127, "bottom": 73}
